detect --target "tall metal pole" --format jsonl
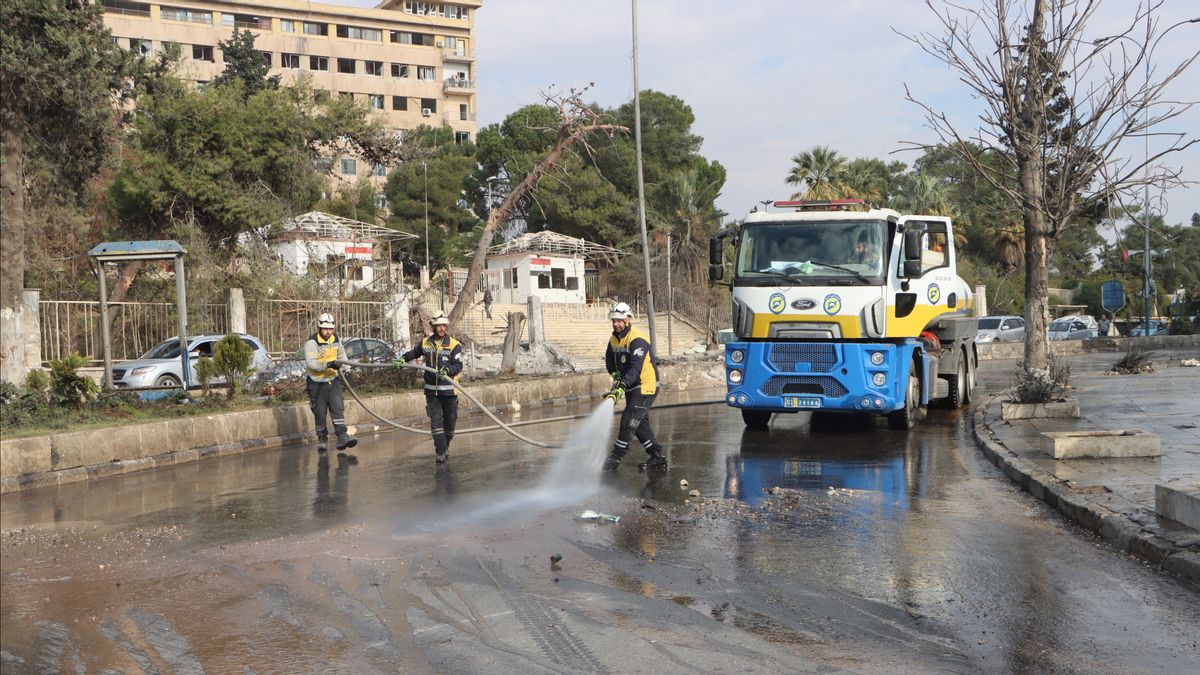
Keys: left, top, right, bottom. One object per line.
{"left": 666, "top": 234, "right": 673, "bottom": 356}
{"left": 98, "top": 261, "right": 113, "bottom": 390}
{"left": 174, "top": 255, "right": 190, "bottom": 388}
{"left": 1142, "top": 9, "right": 1151, "bottom": 331}
{"left": 423, "top": 160, "right": 430, "bottom": 272}
{"left": 631, "top": 0, "right": 658, "bottom": 355}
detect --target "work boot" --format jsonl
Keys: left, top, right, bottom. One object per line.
{"left": 602, "top": 453, "right": 622, "bottom": 471}
{"left": 336, "top": 434, "right": 358, "bottom": 451}
{"left": 435, "top": 451, "right": 448, "bottom": 464}
{"left": 638, "top": 452, "right": 668, "bottom": 471}
{"left": 317, "top": 439, "right": 328, "bottom": 453}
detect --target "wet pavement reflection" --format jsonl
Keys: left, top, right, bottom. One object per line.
{"left": 2, "top": 359, "right": 1199, "bottom": 672}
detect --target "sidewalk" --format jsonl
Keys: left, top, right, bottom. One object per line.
{"left": 973, "top": 349, "right": 1200, "bottom": 582}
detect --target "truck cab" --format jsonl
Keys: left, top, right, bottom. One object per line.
{"left": 711, "top": 200, "right": 977, "bottom": 430}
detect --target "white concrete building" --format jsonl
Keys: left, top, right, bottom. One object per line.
{"left": 484, "top": 231, "right": 621, "bottom": 305}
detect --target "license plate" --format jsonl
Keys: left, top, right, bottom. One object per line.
{"left": 782, "top": 397, "right": 821, "bottom": 409}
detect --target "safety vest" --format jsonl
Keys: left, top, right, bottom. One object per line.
{"left": 607, "top": 325, "right": 658, "bottom": 395}
{"left": 402, "top": 335, "right": 463, "bottom": 396}
{"left": 304, "top": 332, "right": 341, "bottom": 382}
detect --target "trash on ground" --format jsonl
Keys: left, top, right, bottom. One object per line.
{"left": 680, "top": 479, "right": 689, "bottom": 489}
{"left": 1182, "top": 358, "right": 1200, "bottom": 367}
{"left": 688, "top": 489, "right": 701, "bottom": 499}
{"left": 576, "top": 510, "right": 620, "bottom": 523}
{"left": 550, "top": 554, "right": 563, "bottom": 564}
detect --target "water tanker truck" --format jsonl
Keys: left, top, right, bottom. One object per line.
{"left": 709, "top": 199, "right": 977, "bottom": 430}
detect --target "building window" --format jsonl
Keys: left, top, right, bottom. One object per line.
{"left": 129, "top": 38, "right": 152, "bottom": 56}
{"left": 365, "top": 60, "right": 384, "bottom": 76}
{"left": 310, "top": 56, "right": 329, "bottom": 71}
{"left": 551, "top": 268, "right": 566, "bottom": 289}
{"left": 390, "top": 31, "right": 435, "bottom": 46}
{"left": 459, "top": 103, "right": 468, "bottom": 121}
{"left": 417, "top": 65, "right": 435, "bottom": 81}
{"left": 420, "top": 98, "right": 437, "bottom": 114}
{"left": 392, "top": 96, "right": 408, "bottom": 111}
{"left": 454, "top": 131, "right": 470, "bottom": 145}
{"left": 280, "top": 19, "right": 295, "bottom": 32}
{"left": 196, "top": 80, "right": 208, "bottom": 91}
{"left": 161, "top": 6, "right": 211, "bottom": 24}
{"left": 303, "top": 21, "right": 328, "bottom": 36}
{"left": 221, "top": 13, "right": 270, "bottom": 30}
{"left": 374, "top": 194, "right": 387, "bottom": 210}
{"left": 404, "top": 2, "right": 437, "bottom": 16}
{"left": 534, "top": 272, "right": 551, "bottom": 289}
{"left": 281, "top": 53, "right": 300, "bottom": 69}
{"left": 443, "top": 4, "right": 467, "bottom": 20}
{"left": 336, "top": 25, "right": 382, "bottom": 41}
{"left": 511, "top": 268, "right": 519, "bottom": 288}
{"left": 368, "top": 94, "right": 384, "bottom": 110}
{"left": 191, "top": 45, "right": 214, "bottom": 61}
{"left": 315, "top": 90, "right": 330, "bottom": 102}
{"left": 101, "top": 1, "right": 151, "bottom": 18}
{"left": 370, "top": 164, "right": 387, "bottom": 177}
{"left": 566, "top": 276, "right": 580, "bottom": 291}
{"left": 260, "top": 51, "right": 272, "bottom": 67}
{"left": 391, "top": 63, "right": 409, "bottom": 78}
{"left": 340, "top": 158, "right": 357, "bottom": 176}
{"left": 337, "top": 58, "right": 356, "bottom": 74}
{"left": 339, "top": 92, "right": 354, "bottom": 101}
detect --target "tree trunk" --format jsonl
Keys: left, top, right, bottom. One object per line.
{"left": 1020, "top": 0, "right": 1051, "bottom": 373}
{"left": 1, "top": 124, "right": 28, "bottom": 383}
{"left": 500, "top": 311, "right": 526, "bottom": 375}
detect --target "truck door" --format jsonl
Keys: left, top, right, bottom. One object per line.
{"left": 891, "top": 217, "right": 957, "bottom": 336}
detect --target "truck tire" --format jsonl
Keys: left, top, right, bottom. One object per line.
{"left": 962, "top": 347, "right": 976, "bottom": 404}
{"left": 946, "top": 356, "right": 967, "bottom": 409}
{"left": 887, "top": 361, "right": 920, "bottom": 430}
{"left": 741, "top": 410, "right": 773, "bottom": 430}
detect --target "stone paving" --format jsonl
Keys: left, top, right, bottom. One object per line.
{"left": 974, "top": 348, "right": 1200, "bottom": 581}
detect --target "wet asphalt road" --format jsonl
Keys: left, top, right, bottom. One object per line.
{"left": 2, "top": 355, "right": 1199, "bottom": 673}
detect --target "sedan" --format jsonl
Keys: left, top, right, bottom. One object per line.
{"left": 108, "top": 334, "right": 275, "bottom": 388}
{"left": 1129, "top": 320, "right": 1170, "bottom": 337}
{"left": 1048, "top": 317, "right": 1098, "bottom": 341}
{"left": 976, "top": 315, "right": 1025, "bottom": 343}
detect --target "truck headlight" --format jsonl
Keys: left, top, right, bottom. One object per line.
{"left": 872, "top": 372, "right": 887, "bottom": 387}
{"left": 870, "top": 351, "right": 885, "bottom": 366}
{"left": 729, "top": 349, "right": 745, "bottom": 364}
{"left": 728, "top": 369, "right": 743, "bottom": 384}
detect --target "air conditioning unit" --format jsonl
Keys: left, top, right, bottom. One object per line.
{"left": 436, "top": 40, "right": 444, "bottom": 47}
{"left": 421, "top": 108, "right": 432, "bottom": 116}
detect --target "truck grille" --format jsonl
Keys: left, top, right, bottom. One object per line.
{"left": 761, "top": 376, "right": 848, "bottom": 398}
{"left": 768, "top": 344, "right": 837, "bottom": 373}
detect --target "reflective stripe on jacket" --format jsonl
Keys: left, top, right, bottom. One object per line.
{"left": 304, "top": 333, "right": 341, "bottom": 382}
{"left": 605, "top": 325, "right": 657, "bottom": 395}
{"left": 401, "top": 334, "right": 464, "bottom": 397}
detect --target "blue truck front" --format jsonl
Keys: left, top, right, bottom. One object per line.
{"left": 724, "top": 341, "right": 916, "bottom": 415}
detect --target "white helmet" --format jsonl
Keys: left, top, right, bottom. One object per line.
{"left": 317, "top": 312, "right": 336, "bottom": 329}
{"left": 429, "top": 313, "right": 450, "bottom": 327}
{"left": 608, "top": 302, "right": 633, "bottom": 320}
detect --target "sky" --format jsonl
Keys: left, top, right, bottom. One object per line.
{"left": 331, "top": 0, "right": 1200, "bottom": 228}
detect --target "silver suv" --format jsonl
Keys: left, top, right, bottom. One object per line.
{"left": 107, "top": 334, "right": 275, "bottom": 388}
{"left": 976, "top": 315, "right": 1025, "bottom": 343}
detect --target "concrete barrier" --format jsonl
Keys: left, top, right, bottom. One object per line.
{"left": 977, "top": 333, "right": 1200, "bottom": 361}
{"left": 0, "top": 356, "right": 724, "bottom": 494}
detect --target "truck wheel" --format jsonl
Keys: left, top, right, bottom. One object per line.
{"left": 946, "top": 356, "right": 967, "bottom": 409}
{"left": 741, "top": 410, "right": 773, "bottom": 430}
{"left": 962, "top": 348, "right": 976, "bottom": 404}
{"left": 887, "top": 362, "right": 920, "bottom": 430}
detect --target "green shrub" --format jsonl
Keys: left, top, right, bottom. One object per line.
{"left": 1169, "top": 317, "right": 1195, "bottom": 335}
{"left": 25, "top": 369, "right": 50, "bottom": 395}
{"left": 194, "top": 355, "right": 218, "bottom": 394}
{"left": 0, "top": 382, "right": 55, "bottom": 430}
{"left": 212, "top": 334, "right": 254, "bottom": 399}
{"left": 49, "top": 353, "right": 99, "bottom": 408}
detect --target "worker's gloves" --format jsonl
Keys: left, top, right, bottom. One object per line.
{"left": 328, "top": 361, "right": 342, "bottom": 370}
{"left": 392, "top": 358, "right": 409, "bottom": 368}
{"left": 436, "top": 366, "right": 451, "bottom": 380}
{"left": 610, "top": 371, "right": 621, "bottom": 386}
{"left": 604, "top": 384, "right": 625, "bottom": 402}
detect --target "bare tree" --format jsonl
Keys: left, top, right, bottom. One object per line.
{"left": 902, "top": 0, "right": 1198, "bottom": 370}
{"left": 446, "top": 87, "right": 626, "bottom": 329}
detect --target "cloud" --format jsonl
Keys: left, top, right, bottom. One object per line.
{"left": 331, "top": 0, "right": 1199, "bottom": 225}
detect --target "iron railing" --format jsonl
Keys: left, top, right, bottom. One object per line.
{"left": 39, "top": 300, "right": 227, "bottom": 365}
{"left": 247, "top": 299, "right": 393, "bottom": 356}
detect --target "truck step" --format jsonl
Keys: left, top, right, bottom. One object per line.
{"left": 932, "top": 378, "right": 949, "bottom": 400}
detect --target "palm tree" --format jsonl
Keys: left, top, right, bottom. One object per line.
{"left": 785, "top": 146, "right": 850, "bottom": 200}
{"left": 654, "top": 168, "right": 722, "bottom": 285}
{"left": 890, "top": 173, "right": 955, "bottom": 216}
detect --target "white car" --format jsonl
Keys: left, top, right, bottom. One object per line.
{"left": 107, "top": 334, "right": 275, "bottom": 388}
{"left": 976, "top": 315, "right": 1025, "bottom": 343}
{"left": 1048, "top": 315, "right": 1099, "bottom": 341}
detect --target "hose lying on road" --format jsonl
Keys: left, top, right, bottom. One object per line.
{"left": 337, "top": 360, "right": 722, "bottom": 449}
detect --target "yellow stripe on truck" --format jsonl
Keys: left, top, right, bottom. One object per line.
{"left": 886, "top": 305, "right": 973, "bottom": 337}
{"left": 751, "top": 314, "right": 864, "bottom": 339}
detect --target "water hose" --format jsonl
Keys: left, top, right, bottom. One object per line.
{"left": 337, "top": 360, "right": 723, "bottom": 449}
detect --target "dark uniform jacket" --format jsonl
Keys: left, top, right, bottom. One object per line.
{"left": 605, "top": 325, "right": 658, "bottom": 395}
{"left": 401, "top": 335, "right": 464, "bottom": 397}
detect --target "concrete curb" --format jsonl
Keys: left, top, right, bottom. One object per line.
{"left": 0, "top": 359, "right": 724, "bottom": 495}
{"left": 971, "top": 397, "right": 1200, "bottom": 583}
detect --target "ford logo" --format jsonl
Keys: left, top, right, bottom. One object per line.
{"left": 791, "top": 298, "right": 817, "bottom": 310}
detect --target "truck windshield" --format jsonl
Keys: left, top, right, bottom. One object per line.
{"left": 736, "top": 220, "right": 886, "bottom": 284}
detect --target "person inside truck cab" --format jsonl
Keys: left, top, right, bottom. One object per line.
{"left": 852, "top": 231, "right": 881, "bottom": 268}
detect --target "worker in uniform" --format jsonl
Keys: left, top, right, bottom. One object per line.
{"left": 304, "top": 313, "right": 357, "bottom": 454}
{"left": 602, "top": 302, "right": 667, "bottom": 471}
{"left": 397, "top": 313, "right": 463, "bottom": 463}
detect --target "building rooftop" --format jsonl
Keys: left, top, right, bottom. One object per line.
{"left": 488, "top": 230, "right": 622, "bottom": 262}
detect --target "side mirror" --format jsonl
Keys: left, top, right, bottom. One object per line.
{"left": 903, "top": 230, "right": 923, "bottom": 260}
{"left": 709, "top": 264, "right": 724, "bottom": 282}
{"left": 709, "top": 237, "right": 722, "bottom": 265}
{"left": 903, "top": 259, "right": 922, "bottom": 278}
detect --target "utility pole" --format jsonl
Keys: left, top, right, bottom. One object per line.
{"left": 666, "top": 234, "right": 673, "bottom": 356}
{"left": 631, "top": 0, "right": 658, "bottom": 355}
{"left": 423, "top": 160, "right": 430, "bottom": 272}
{"left": 1142, "top": 8, "right": 1152, "bottom": 330}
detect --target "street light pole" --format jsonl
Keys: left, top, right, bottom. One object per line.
{"left": 631, "top": 0, "right": 658, "bottom": 355}
{"left": 1142, "top": 9, "right": 1151, "bottom": 331}
{"left": 423, "top": 160, "right": 430, "bottom": 272}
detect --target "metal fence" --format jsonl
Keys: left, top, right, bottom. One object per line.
{"left": 247, "top": 299, "right": 393, "bottom": 356}
{"left": 39, "top": 301, "right": 228, "bottom": 365}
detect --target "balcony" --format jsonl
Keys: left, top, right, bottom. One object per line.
{"left": 442, "top": 48, "right": 474, "bottom": 63}
{"left": 443, "top": 78, "right": 475, "bottom": 94}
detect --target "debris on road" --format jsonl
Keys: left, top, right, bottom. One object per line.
{"left": 576, "top": 510, "right": 620, "bottom": 524}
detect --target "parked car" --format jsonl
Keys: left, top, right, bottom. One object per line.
{"left": 1129, "top": 319, "right": 1170, "bottom": 337}
{"left": 107, "top": 334, "right": 275, "bottom": 388}
{"left": 1048, "top": 315, "right": 1099, "bottom": 341}
{"left": 976, "top": 315, "right": 1026, "bottom": 343}
{"left": 271, "top": 337, "right": 402, "bottom": 384}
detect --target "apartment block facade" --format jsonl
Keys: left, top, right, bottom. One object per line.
{"left": 99, "top": 0, "right": 481, "bottom": 183}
